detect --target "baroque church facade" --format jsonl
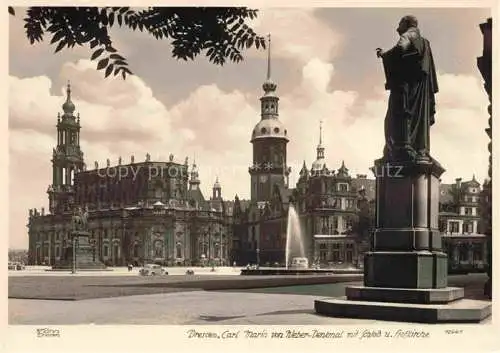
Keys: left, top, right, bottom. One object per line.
{"left": 28, "top": 84, "right": 232, "bottom": 266}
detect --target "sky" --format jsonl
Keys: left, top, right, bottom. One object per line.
{"left": 9, "top": 7, "right": 491, "bottom": 249}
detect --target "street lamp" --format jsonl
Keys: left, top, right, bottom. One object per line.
{"left": 256, "top": 248, "right": 260, "bottom": 267}
{"left": 71, "top": 234, "right": 77, "bottom": 274}
{"left": 91, "top": 237, "right": 96, "bottom": 262}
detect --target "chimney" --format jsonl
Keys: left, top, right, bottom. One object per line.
{"left": 456, "top": 178, "right": 462, "bottom": 188}
{"left": 356, "top": 174, "right": 367, "bottom": 179}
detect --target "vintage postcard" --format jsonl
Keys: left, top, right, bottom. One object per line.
{"left": 4, "top": 1, "right": 499, "bottom": 352}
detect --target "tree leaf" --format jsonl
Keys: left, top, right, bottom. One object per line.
{"left": 90, "top": 39, "right": 99, "bottom": 49}
{"left": 246, "top": 37, "right": 253, "bottom": 48}
{"left": 91, "top": 48, "right": 104, "bottom": 60}
{"left": 97, "top": 57, "right": 109, "bottom": 70}
{"left": 110, "top": 53, "right": 125, "bottom": 60}
{"left": 117, "top": 14, "right": 123, "bottom": 26}
{"left": 54, "top": 40, "right": 66, "bottom": 53}
{"left": 109, "top": 12, "right": 115, "bottom": 27}
{"left": 105, "top": 64, "right": 114, "bottom": 78}
{"left": 106, "top": 46, "right": 117, "bottom": 53}
{"left": 50, "top": 30, "right": 65, "bottom": 44}
{"left": 8, "top": 7, "right": 15, "bottom": 16}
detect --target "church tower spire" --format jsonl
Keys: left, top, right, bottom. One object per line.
{"left": 212, "top": 176, "right": 222, "bottom": 200}
{"left": 189, "top": 156, "right": 200, "bottom": 191}
{"left": 260, "top": 34, "right": 278, "bottom": 118}
{"left": 48, "top": 81, "right": 85, "bottom": 214}
{"left": 317, "top": 120, "right": 325, "bottom": 160}
{"left": 311, "top": 120, "right": 327, "bottom": 172}
{"left": 62, "top": 81, "right": 76, "bottom": 116}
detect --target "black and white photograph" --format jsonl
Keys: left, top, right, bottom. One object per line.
{"left": 5, "top": 3, "right": 498, "bottom": 351}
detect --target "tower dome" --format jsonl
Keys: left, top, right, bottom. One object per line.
{"left": 251, "top": 119, "right": 288, "bottom": 141}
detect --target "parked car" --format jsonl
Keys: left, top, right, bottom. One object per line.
{"left": 139, "top": 264, "right": 168, "bottom": 276}
{"left": 289, "top": 257, "right": 309, "bottom": 269}
{"left": 8, "top": 262, "right": 25, "bottom": 271}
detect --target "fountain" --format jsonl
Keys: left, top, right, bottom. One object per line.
{"left": 285, "top": 204, "right": 306, "bottom": 269}
{"left": 240, "top": 204, "right": 362, "bottom": 276}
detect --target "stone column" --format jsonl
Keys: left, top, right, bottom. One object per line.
{"left": 365, "top": 157, "right": 447, "bottom": 289}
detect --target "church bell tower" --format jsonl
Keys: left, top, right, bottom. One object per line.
{"left": 47, "top": 82, "right": 85, "bottom": 214}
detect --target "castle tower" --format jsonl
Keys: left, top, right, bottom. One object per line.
{"left": 47, "top": 82, "right": 85, "bottom": 214}
{"left": 212, "top": 176, "right": 222, "bottom": 200}
{"left": 189, "top": 157, "right": 201, "bottom": 191}
{"left": 311, "top": 120, "right": 327, "bottom": 172}
{"left": 249, "top": 34, "right": 290, "bottom": 202}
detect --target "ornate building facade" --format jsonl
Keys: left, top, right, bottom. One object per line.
{"left": 28, "top": 84, "right": 232, "bottom": 266}
{"left": 292, "top": 123, "right": 371, "bottom": 267}
{"left": 439, "top": 177, "right": 489, "bottom": 273}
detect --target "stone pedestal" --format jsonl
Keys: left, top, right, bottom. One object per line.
{"left": 51, "top": 231, "right": 107, "bottom": 271}
{"left": 315, "top": 157, "right": 491, "bottom": 323}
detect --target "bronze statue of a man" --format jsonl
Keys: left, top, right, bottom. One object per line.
{"left": 376, "top": 15, "right": 438, "bottom": 161}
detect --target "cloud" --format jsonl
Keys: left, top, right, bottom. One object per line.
{"left": 249, "top": 8, "right": 343, "bottom": 64}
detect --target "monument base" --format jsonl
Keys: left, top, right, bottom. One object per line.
{"left": 346, "top": 285, "right": 465, "bottom": 304}
{"left": 315, "top": 283, "right": 491, "bottom": 323}
{"left": 51, "top": 231, "right": 107, "bottom": 271}
{"left": 315, "top": 297, "right": 492, "bottom": 323}
{"left": 364, "top": 251, "right": 448, "bottom": 289}
{"left": 313, "top": 156, "right": 491, "bottom": 323}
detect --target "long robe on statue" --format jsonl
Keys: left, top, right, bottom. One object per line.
{"left": 381, "top": 27, "right": 439, "bottom": 161}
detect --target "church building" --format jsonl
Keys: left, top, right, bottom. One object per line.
{"left": 28, "top": 84, "right": 232, "bottom": 267}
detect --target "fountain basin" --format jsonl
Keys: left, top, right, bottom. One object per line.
{"left": 240, "top": 267, "right": 363, "bottom": 276}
